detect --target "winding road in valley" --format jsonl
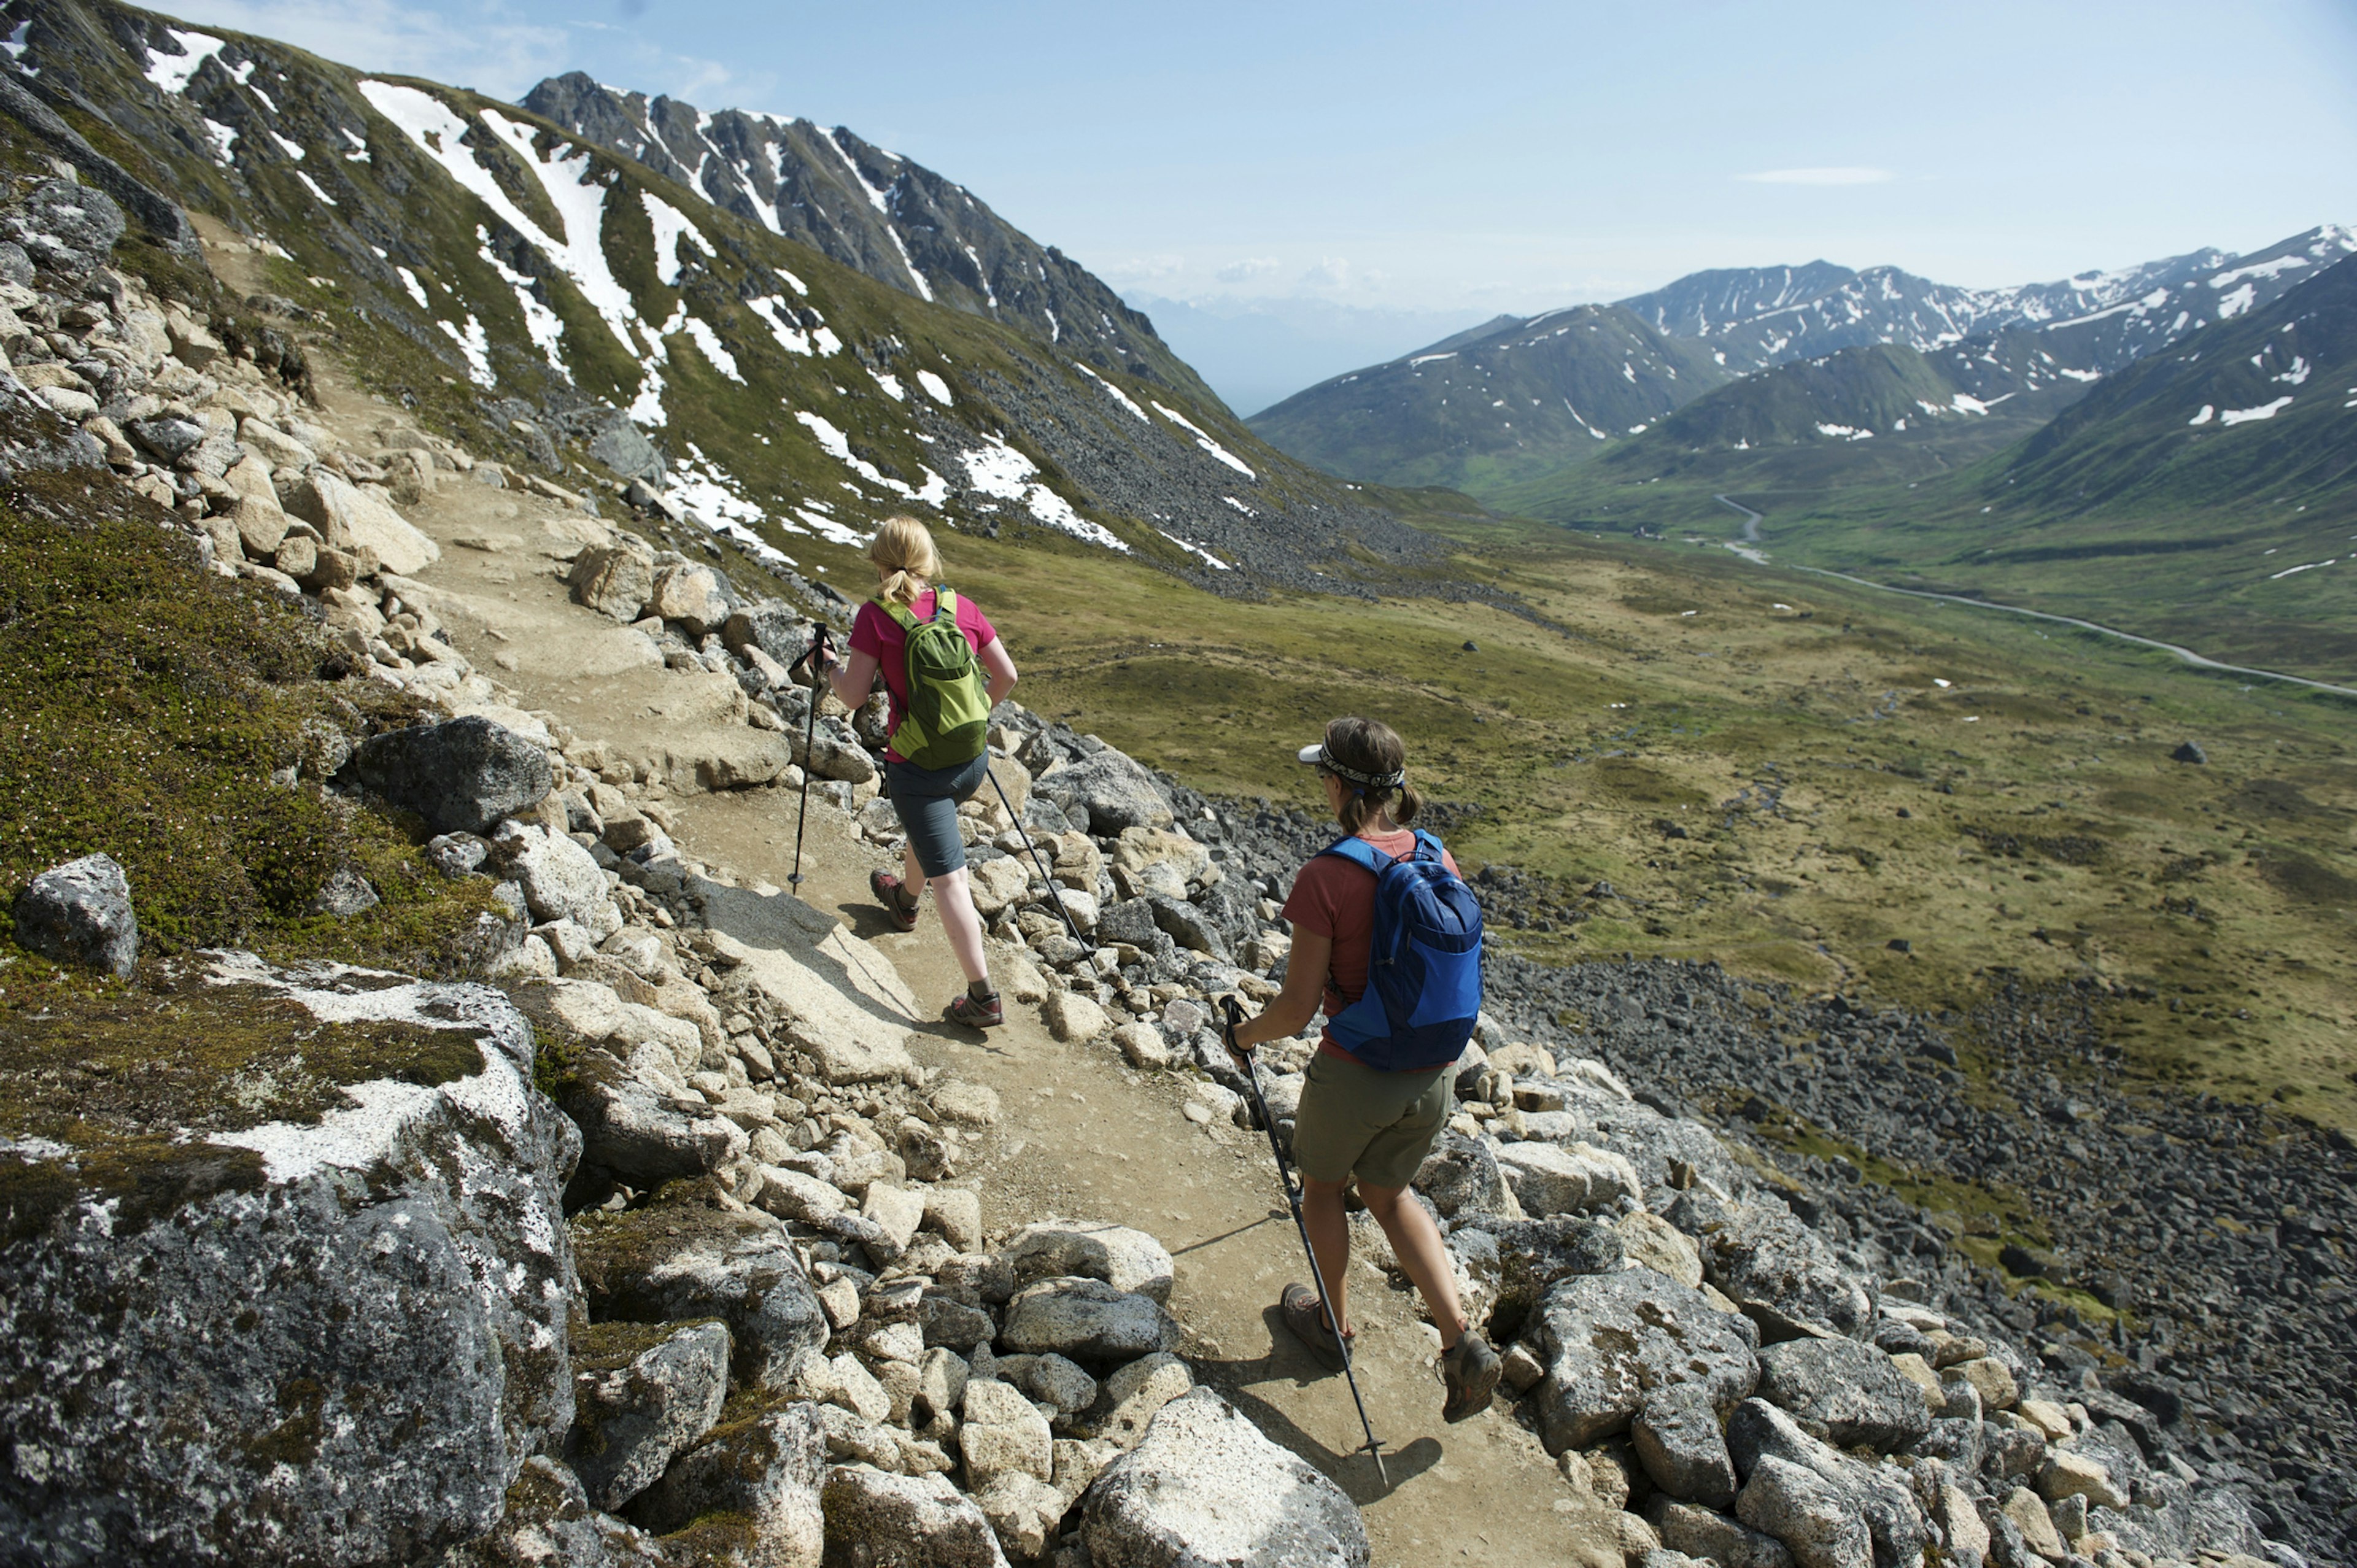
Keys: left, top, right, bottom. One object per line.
{"left": 1706, "top": 494, "right": 2357, "bottom": 698}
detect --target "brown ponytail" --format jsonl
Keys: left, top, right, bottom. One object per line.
{"left": 1323, "top": 716, "right": 1421, "bottom": 835}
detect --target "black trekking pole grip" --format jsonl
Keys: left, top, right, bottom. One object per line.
{"left": 785, "top": 621, "right": 831, "bottom": 890}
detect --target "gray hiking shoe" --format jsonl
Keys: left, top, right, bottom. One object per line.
{"left": 1441, "top": 1329, "right": 1500, "bottom": 1423}
{"left": 1279, "top": 1283, "right": 1352, "bottom": 1373}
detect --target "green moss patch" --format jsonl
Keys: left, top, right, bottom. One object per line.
{"left": 0, "top": 976, "right": 485, "bottom": 1244}
{"left": 0, "top": 474, "right": 493, "bottom": 995}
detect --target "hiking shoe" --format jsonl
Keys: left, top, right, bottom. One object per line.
{"left": 870, "top": 869, "right": 919, "bottom": 932}
{"left": 945, "top": 991, "right": 1003, "bottom": 1029}
{"left": 1441, "top": 1329, "right": 1501, "bottom": 1423}
{"left": 1280, "top": 1283, "right": 1352, "bottom": 1373}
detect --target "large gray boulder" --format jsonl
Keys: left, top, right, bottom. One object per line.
{"left": 1725, "top": 1401, "right": 1925, "bottom": 1568}
{"left": 1684, "top": 1199, "right": 1876, "bottom": 1341}
{"left": 9, "top": 177, "right": 124, "bottom": 279}
{"left": 438, "top": 1456, "right": 673, "bottom": 1567}
{"left": 566, "top": 1321, "right": 732, "bottom": 1512}
{"left": 0, "top": 956, "right": 579, "bottom": 1565}
{"left": 558, "top": 1048, "right": 751, "bottom": 1197}
{"left": 1002, "top": 1218, "right": 1175, "bottom": 1303}
{"left": 1736, "top": 1457, "right": 1873, "bottom": 1568}
{"left": 1082, "top": 1389, "right": 1369, "bottom": 1567}
{"left": 12, "top": 852, "right": 137, "bottom": 976}
{"left": 570, "top": 537, "right": 657, "bottom": 621}
{"left": 1482, "top": 1215, "right": 1627, "bottom": 1338}
{"left": 349, "top": 716, "right": 554, "bottom": 836}
{"left": 493, "top": 822, "right": 608, "bottom": 925}
{"left": 1034, "top": 751, "right": 1174, "bottom": 835}
{"left": 999, "top": 1276, "right": 1183, "bottom": 1363}
{"left": 1633, "top": 1383, "right": 1739, "bottom": 1510}
{"left": 573, "top": 1183, "right": 829, "bottom": 1391}
{"left": 1754, "top": 1337, "right": 1932, "bottom": 1453}
{"left": 1411, "top": 1132, "right": 1521, "bottom": 1225}
{"left": 819, "top": 1463, "right": 1010, "bottom": 1567}
{"left": 628, "top": 1403, "right": 827, "bottom": 1563}
{"left": 1649, "top": 1499, "right": 1796, "bottom": 1568}
{"left": 1530, "top": 1265, "right": 1760, "bottom": 1453}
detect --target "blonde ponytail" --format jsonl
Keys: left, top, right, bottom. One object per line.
{"left": 869, "top": 515, "right": 940, "bottom": 609}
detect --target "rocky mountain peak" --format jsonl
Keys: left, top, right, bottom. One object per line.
{"left": 519, "top": 72, "right": 1210, "bottom": 403}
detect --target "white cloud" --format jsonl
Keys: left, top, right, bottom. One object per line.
{"left": 160, "top": 0, "right": 572, "bottom": 97}
{"left": 1097, "top": 254, "right": 1188, "bottom": 285}
{"left": 1736, "top": 166, "right": 1894, "bottom": 185}
{"left": 1215, "top": 256, "right": 1280, "bottom": 282}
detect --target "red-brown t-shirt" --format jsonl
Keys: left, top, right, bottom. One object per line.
{"left": 848, "top": 589, "right": 997, "bottom": 763}
{"left": 1281, "top": 828, "right": 1461, "bottom": 1064}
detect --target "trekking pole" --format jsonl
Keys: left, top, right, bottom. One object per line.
{"left": 986, "top": 764, "right": 1093, "bottom": 954}
{"left": 784, "top": 622, "right": 835, "bottom": 890}
{"left": 1221, "top": 995, "right": 1390, "bottom": 1489}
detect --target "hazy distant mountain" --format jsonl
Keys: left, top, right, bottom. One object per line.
{"left": 1251, "top": 227, "right": 2357, "bottom": 495}
{"left": 1245, "top": 304, "right": 1738, "bottom": 492}
{"left": 1123, "top": 294, "right": 1493, "bottom": 419}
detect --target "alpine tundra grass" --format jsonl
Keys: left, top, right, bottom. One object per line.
{"left": 905, "top": 512, "right": 2357, "bottom": 1131}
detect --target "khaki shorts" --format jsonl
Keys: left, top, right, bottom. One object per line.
{"left": 1289, "top": 1048, "right": 1452, "bottom": 1190}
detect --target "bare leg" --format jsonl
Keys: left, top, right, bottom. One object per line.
{"left": 1300, "top": 1173, "right": 1355, "bottom": 1336}
{"left": 931, "top": 866, "right": 989, "bottom": 985}
{"left": 899, "top": 841, "right": 929, "bottom": 902}
{"left": 1360, "top": 1182, "right": 1471, "bottom": 1346}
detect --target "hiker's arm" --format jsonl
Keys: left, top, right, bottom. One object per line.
{"left": 1230, "top": 928, "right": 1331, "bottom": 1054}
{"left": 824, "top": 647, "right": 878, "bottom": 710}
{"left": 980, "top": 637, "right": 1018, "bottom": 707}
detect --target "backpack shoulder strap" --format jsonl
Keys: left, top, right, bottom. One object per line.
{"left": 875, "top": 595, "right": 920, "bottom": 633}
{"left": 1317, "top": 835, "right": 1391, "bottom": 876}
{"left": 1411, "top": 829, "right": 1449, "bottom": 865}
{"left": 931, "top": 587, "right": 957, "bottom": 622}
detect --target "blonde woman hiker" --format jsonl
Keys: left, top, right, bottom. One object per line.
{"left": 1225, "top": 716, "right": 1503, "bottom": 1423}
{"left": 815, "top": 516, "right": 1018, "bottom": 1028}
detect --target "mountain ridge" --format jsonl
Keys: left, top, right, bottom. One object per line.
{"left": 1249, "top": 226, "right": 2357, "bottom": 495}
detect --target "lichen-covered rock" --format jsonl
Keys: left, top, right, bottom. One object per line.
{"left": 567, "top": 1321, "right": 732, "bottom": 1512}
{"left": 1633, "top": 1383, "right": 1740, "bottom": 1510}
{"left": 438, "top": 1456, "right": 675, "bottom": 1567}
{"left": 1002, "top": 1218, "right": 1175, "bottom": 1303}
{"left": 573, "top": 1181, "right": 828, "bottom": 1391}
{"left": 11, "top": 851, "right": 137, "bottom": 976}
{"left": 1495, "top": 1139, "right": 1641, "bottom": 1216}
{"left": 569, "top": 537, "right": 657, "bottom": 621}
{"left": 1684, "top": 1199, "right": 1875, "bottom": 1342}
{"left": 1473, "top": 1215, "right": 1627, "bottom": 1337}
{"left": 1411, "top": 1132, "right": 1522, "bottom": 1224}
{"left": 998, "top": 1276, "right": 1183, "bottom": 1362}
{"left": 628, "top": 1402, "right": 826, "bottom": 1567}
{"left": 348, "top": 715, "right": 554, "bottom": 836}
{"left": 1082, "top": 1389, "right": 1369, "bottom": 1567}
{"left": 559, "top": 1048, "right": 751, "bottom": 1197}
{"left": 1032, "top": 751, "right": 1174, "bottom": 835}
{"left": 1754, "top": 1338, "right": 1932, "bottom": 1453}
{"left": 819, "top": 1464, "right": 1011, "bottom": 1567}
{"left": 1736, "top": 1457, "right": 1872, "bottom": 1568}
{"left": 0, "top": 956, "right": 578, "bottom": 1565}
{"left": 284, "top": 468, "right": 440, "bottom": 576}
{"left": 1530, "top": 1265, "right": 1760, "bottom": 1454}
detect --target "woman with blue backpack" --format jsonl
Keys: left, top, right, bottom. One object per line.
{"left": 1225, "top": 716, "right": 1502, "bottom": 1424}
{"left": 815, "top": 516, "right": 1018, "bottom": 1029}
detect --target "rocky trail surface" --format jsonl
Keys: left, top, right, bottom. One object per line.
{"left": 0, "top": 164, "right": 2338, "bottom": 1568}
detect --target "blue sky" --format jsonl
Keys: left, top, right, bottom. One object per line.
{"left": 174, "top": 0, "right": 2357, "bottom": 314}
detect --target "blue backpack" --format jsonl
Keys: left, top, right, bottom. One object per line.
{"left": 1319, "top": 830, "right": 1485, "bottom": 1072}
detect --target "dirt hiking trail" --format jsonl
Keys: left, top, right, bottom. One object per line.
{"left": 276, "top": 332, "right": 1617, "bottom": 1566}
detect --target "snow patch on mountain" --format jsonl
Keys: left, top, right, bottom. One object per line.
{"left": 1150, "top": 401, "right": 1256, "bottom": 479}
{"left": 143, "top": 28, "right": 223, "bottom": 94}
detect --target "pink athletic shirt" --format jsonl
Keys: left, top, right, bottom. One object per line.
{"left": 848, "top": 589, "right": 998, "bottom": 763}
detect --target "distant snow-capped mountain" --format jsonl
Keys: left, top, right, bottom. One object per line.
{"left": 1250, "top": 226, "right": 2357, "bottom": 493}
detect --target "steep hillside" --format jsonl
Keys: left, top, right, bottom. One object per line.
{"left": 520, "top": 73, "right": 1219, "bottom": 409}
{"left": 1245, "top": 303, "right": 1736, "bottom": 491}
{"left": 4, "top": 0, "right": 1425, "bottom": 593}
{"left": 1252, "top": 228, "right": 2356, "bottom": 498}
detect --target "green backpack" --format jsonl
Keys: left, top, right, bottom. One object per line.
{"left": 880, "top": 589, "right": 990, "bottom": 770}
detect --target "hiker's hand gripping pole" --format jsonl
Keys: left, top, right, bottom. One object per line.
{"left": 1221, "top": 996, "right": 1390, "bottom": 1489}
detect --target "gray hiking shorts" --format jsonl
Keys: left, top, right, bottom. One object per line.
{"left": 886, "top": 752, "right": 991, "bottom": 878}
